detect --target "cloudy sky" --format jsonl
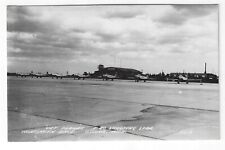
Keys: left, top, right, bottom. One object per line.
{"left": 7, "top": 5, "right": 218, "bottom": 74}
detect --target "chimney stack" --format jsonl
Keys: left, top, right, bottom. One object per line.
{"left": 204, "top": 63, "right": 207, "bottom": 74}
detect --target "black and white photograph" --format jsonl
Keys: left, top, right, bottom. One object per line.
{"left": 5, "top": 3, "right": 220, "bottom": 142}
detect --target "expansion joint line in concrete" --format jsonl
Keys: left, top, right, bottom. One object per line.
{"left": 74, "top": 96, "right": 219, "bottom": 113}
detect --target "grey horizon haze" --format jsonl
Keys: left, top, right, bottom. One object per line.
{"left": 7, "top": 5, "right": 219, "bottom": 75}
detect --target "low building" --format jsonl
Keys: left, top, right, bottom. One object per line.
{"left": 169, "top": 72, "right": 218, "bottom": 83}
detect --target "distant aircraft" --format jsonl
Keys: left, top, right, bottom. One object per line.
{"left": 43, "top": 73, "right": 63, "bottom": 79}
{"left": 52, "top": 73, "right": 63, "bottom": 79}
{"left": 135, "top": 74, "right": 148, "bottom": 82}
{"left": 18, "top": 73, "right": 30, "bottom": 78}
{"left": 167, "top": 74, "right": 202, "bottom": 84}
{"left": 176, "top": 75, "right": 189, "bottom": 84}
{"left": 73, "top": 74, "right": 90, "bottom": 80}
{"left": 30, "top": 73, "right": 45, "bottom": 78}
{"left": 102, "top": 74, "right": 117, "bottom": 81}
{"left": 17, "top": 72, "right": 64, "bottom": 79}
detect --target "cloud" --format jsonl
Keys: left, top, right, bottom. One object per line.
{"left": 156, "top": 13, "right": 186, "bottom": 25}
{"left": 157, "top": 35, "right": 188, "bottom": 44}
{"left": 103, "top": 9, "right": 143, "bottom": 19}
{"left": 170, "top": 48, "right": 186, "bottom": 54}
{"left": 7, "top": 7, "right": 102, "bottom": 61}
{"left": 173, "top": 4, "right": 217, "bottom": 17}
{"left": 7, "top": 26, "right": 109, "bottom": 63}
{"left": 7, "top": 18, "right": 52, "bottom": 33}
{"left": 156, "top": 29, "right": 192, "bottom": 45}
{"left": 7, "top": 7, "right": 57, "bottom": 33}
{"left": 7, "top": 5, "right": 218, "bottom": 74}
{"left": 117, "top": 50, "right": 154, "bottom": 59}
{"left": 94, "top": 31, "right": 119, "bottom": 42}
{"left": 7, "top": 6, "right": 33, "bottom": 20}
{"left": 156, "top": 4, "right": 217, "bottom": 25}
{"left": 7, "top": 31, "right": 99, "bottom": 60}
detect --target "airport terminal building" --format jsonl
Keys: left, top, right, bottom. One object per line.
{"left": 93, "top": 64, "right": 141, "bottom": 79}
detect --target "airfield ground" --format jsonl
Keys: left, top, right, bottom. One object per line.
{"left": 7, "top": 77, "right": 219, "bottom": 141}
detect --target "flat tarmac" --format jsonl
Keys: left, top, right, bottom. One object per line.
{"left": 7, "top": 77, "right": 219, "bottom": 141}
